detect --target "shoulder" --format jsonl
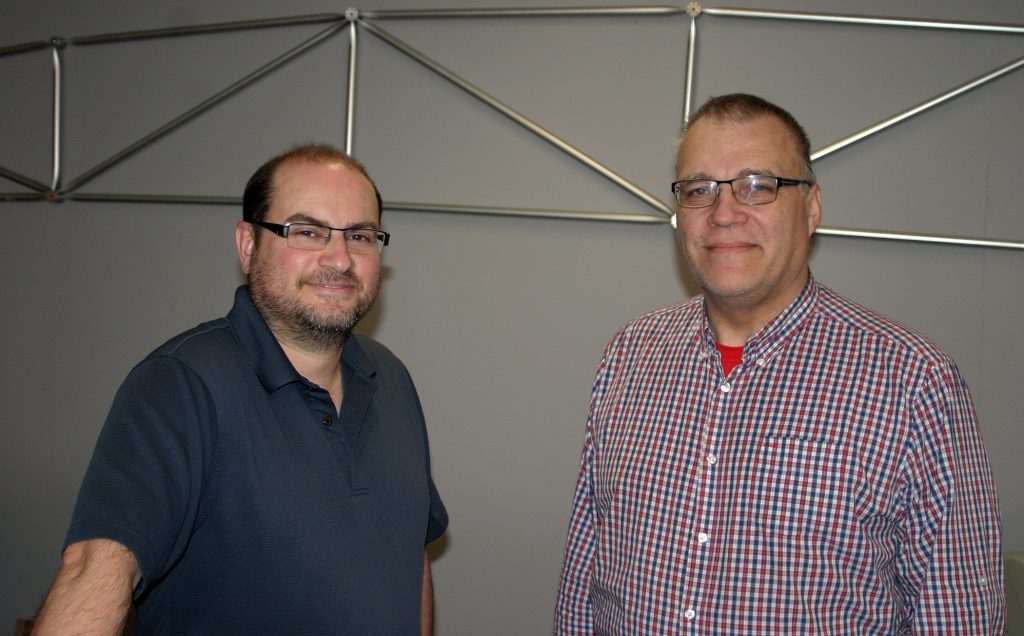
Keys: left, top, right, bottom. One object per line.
{"left": 347, "top": 335, "right": 417, "bottom": 389}
{"left": 813, "top": 283, "right": 953, "bottom": 368}
{"left": 349, "top": 334, "right": 408, "bottom": 372}
{"left": 591, "top": 297, "right": 704, "bottom": 378}
{"left": 349, "top": 333, "right": 402, "bottom": 364}
{"left": 124, "top": 317, "right": 248, "bottom": 393}
{"left": 147, "top": 317, "right": 238, "bottom": 363}
{"left": 610, "top": 296, "right": 704, "bottom": 349}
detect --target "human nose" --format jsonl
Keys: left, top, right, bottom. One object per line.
{"left": 707, "top": 183, "right": 748, "bottom": 227}
{"left": 316, "top": 232, "right": 355, "bottom": 269}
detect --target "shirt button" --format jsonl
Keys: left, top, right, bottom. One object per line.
{"left": 684, "top": 609, "right": 696, "bottom": 620}
{"left": 697, "top": 532, "right": 709, "bottom": 544}
{"left": 756, "top": 357, "right": 768, "bottom": 367}
{"left": 322, "top": 415, "right": 333, "bottom": 427}
{"left": 720, "top": 382, "right": 731, "bottom": 393}
{"left": 706, "top": 454, "right": 717, "bottom": 465}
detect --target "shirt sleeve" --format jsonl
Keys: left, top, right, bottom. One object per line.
{"left": 899, "top": 360, "right": 1004, "bottom": 633}
{"left": 406, "top": 364, "right": 447, "bottom": 545}
{"left": 554, "top": 425, "right": 597, "bottom": 635}
{"left": 64, "top": 355, "right": 215, "bottom": 595}
{"left": 555, "top": 335, "right": 625, "bottom": 635}
{"left": 425, "top": 448, "right": 448, "bottom": 544}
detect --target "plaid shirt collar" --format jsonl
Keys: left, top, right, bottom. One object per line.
{"left": 696, "top": 271, "right": 819, "bottom": 367}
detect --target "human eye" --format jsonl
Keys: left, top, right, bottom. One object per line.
{"left": 286, "top": 223, "right": 322, "bottom": 239}
{"left": 678, "top": 181, "right": 718, "bottom": 206}
{"left": 345, "top": 229, "right": 377, "bottom": 243}
{"left": 687, "top": 185, "right": 708, "bottom": 197}
{"left": 680, "top": 180, "right": 715, "bottom": 202}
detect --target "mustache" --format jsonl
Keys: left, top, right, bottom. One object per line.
{"left": 302, "top": 269, "right": 358, "bottom": 286}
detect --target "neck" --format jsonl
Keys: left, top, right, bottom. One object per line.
{"left": 706, "top": 303, "right": 767, "bottom": 347}
{"left": 705, "top": 272, "right": 808, "bottom": 346}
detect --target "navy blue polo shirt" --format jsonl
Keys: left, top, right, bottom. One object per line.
{"left": 67, "top": 285, "right": 447, "bottom": 634}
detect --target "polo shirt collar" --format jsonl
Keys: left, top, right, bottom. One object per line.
{"left": 226, "top": 285, "right": 378, "bottom": 394}
{"left": 226, "top": 285, "right": 305, "bottom": 393}
{"left": 339, "top": 334, "right": 378, "bottom": 389}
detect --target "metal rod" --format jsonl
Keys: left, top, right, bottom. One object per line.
{"left": 1, "top": 4, "right": 1019, "bottom": 254}
{"left": 361, "top": 6, "right": 682, "bottom": 19}
{"left": 33, "top": 191, "right": 1024, "bottom": 250}
{"left": 702, "top": 7, "right": 1024, "bottom": 34}
{"left": 67, "top": 192, "right": 239, "bottom": 205}
{"left": 0, "top": 192, "right": 49, "bottom": 202}
{"left": 812, "top": 54, "right": 1024, "bottom": 161}
{"left": 0, "top": 166, "right": 49, "bottom": 192}
{"left": 0, "top": 40, "right": 51, "bottom": 57}
{"left": 815, "top": 226, "right": 1024, "bottom": 251}
{"left": 385, "top": 201, "right": 668, "bottom": 224}
{"left": 383, "top": 202, "right": 1024, "bottom": 250}
{"left": 358, "top": 18, "right": 674, "bottom": 217}
{"left": 62, "top": 21, "right": 346, "bottom": 194}
{"left": 345, "top": 16, "right": 358, "bottom": 155}
{"left": 51, "top": 41, "right": 64, "bottom": 192}
{"left": 683, "top": 15, "right": 697, "bottom": 128}
{"left": 68, "top": 14, "right": 344, "bottom": 45}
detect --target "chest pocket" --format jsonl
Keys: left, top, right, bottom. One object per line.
{"left": 753, "top": 436, "right": 856, "bottom": 541}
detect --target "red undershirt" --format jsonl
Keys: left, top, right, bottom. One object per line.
{"left": 716, "top": 342, "right": 744, "bottom": 377}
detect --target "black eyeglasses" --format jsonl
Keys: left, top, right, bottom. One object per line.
{"left": 254, "top": 221, "right": 390, "bottom": 254}
{"left": 671, "top": 175, "right": 813, "bottom": 208}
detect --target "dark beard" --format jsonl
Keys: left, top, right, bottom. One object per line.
{"left": 265, "top": 296, "right": 363, "bottom": 352}
{"left": 248, "top": 265, "right": 376, "bottom": 354}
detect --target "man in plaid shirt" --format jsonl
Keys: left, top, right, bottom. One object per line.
{"left": 555, "top": 94, "right": 1004, "bottom": 634}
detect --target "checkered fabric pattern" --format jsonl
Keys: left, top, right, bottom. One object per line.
{"left": 555, "top": 278, "right": 1003, "bottom": 635}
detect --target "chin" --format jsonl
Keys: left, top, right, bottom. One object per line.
{"left": 697, "top": 271, "right": 757, "bottom": 298}
{"left": 305, "top": 306, "right": 360, "bottom": 330}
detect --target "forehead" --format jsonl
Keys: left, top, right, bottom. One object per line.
{"left": 676, "top": 115, "right": 802, "bottom": 177}
{"left": 270, "top": 159, "right": 378, "bottom": 220}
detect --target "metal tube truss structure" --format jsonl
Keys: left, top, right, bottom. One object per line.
{"left": 1, "top": 4, "right": 1022, "bottom": 249}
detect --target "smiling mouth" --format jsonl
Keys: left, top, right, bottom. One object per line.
{"left": 305, "top": 279, "right": 357, "bottom": 295}
{"left": 707, "top": 243, "right": 754, "bottom": 251}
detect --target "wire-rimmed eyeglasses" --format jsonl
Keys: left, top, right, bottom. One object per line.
{"left": 671, "top": 175, "right": 813, "bottom": 208}
{"left": 254, "top": 221, "right": 390, "bottom": 254}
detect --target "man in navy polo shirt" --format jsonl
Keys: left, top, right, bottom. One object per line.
{"left": 35, "top": 144, "right": 448, "bottom": 634}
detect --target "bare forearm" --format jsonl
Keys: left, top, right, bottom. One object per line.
{"left": 421, "top": 548, "right": 434, "bottom": 636}
{"left": 34, "top": 539, "right": 139, "bottom": 636}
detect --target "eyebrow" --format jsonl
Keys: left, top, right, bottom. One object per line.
{"left": 678, "top": 168, "right": 779, "bottom": 181}
{"left": 283, "top": 213, "right": 380, "bottom": 230}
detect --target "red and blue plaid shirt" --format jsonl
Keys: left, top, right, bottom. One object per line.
{"left": 555, "top": 277, "right": 1003, "bottom": 634}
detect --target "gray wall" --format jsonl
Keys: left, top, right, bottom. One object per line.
{"left": 2, "top": 1, "right": 1021, "bottom": 633}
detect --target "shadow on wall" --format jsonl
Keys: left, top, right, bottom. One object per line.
{"left": 1008, "top": 552, "right": 1024, "bottom": 635}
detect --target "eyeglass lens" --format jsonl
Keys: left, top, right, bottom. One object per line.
{"left": 675, "top": 175, "right": 781, "bottom": 207}
{"left": 286, "top": 223, "right": 383, "bottom": 254}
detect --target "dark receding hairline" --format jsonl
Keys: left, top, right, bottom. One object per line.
{"left": 242, "top": 143, "right": 383, "bottom": 226}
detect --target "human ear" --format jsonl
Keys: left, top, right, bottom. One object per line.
{"left": 235, "top": 221, "right": 256, "bottom": 274}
